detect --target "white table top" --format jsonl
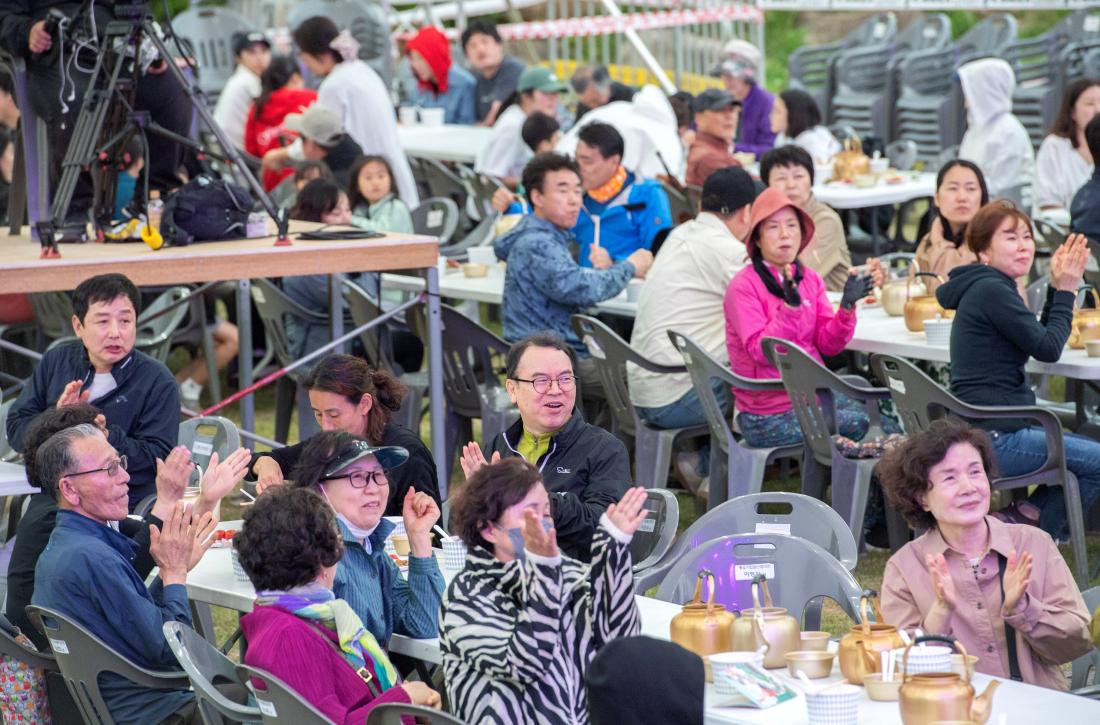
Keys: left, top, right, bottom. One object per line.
{"left": 0, "top": 461, "right": 35, "bottom": 497}
{"left": 398, "top": 125, "right": 493, "bottom": 164}
{"left": 814, "top": 173, "right": 936, "bottom": 210}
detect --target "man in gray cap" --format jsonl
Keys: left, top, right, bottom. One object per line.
{"left": 213, "top": 31, "right": 272, "bottom": 150}
{"left": 711, "top": 38, "right": 775, "bottom": 157}
{"left": 628, "top": 166, "right": 759, "bottom": 499}
{"left": 261, "top": 105, "right": 363, "bottom": 187}
{"left": 685, "top": 88, "right": 742, "bottom": 186}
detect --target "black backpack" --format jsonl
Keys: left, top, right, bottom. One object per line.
{"left": 161, "top": 175, "right": 254, "bottom": 246}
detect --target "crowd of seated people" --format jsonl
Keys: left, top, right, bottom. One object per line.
{"left": 5, "top": 9, "right": 1100, "bottom": 725}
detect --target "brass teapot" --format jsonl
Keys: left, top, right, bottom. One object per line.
{"left": 881, "top": 274, "right": 913, "bottom": 317}
{"left": 730, "top": 574, "right": 800, "bottom": 669}
{"left": 833, "top": 137, "right": 871, "bottom": 182}
{"left": 838, "top": 591, "right": 905, "bottom": 685}
{"left": 899, "top": 636, "right": 999, "bottom": 725}
{"left": 1067, "top": 287, "right": 1100, "bottom": 349}
{"left": 904, "top": 271, "right": 952, "bottom": 332}
{"left": 669, "top": 570, "right": 736, "bottom": 659}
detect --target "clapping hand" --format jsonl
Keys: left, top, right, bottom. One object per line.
{"left": 459, "top": 442, "right": 500, "bottom": 479}
{"left": 1002, "top": 549, "right": 1033, "bottom": 613}
{"left": 152, "top": 446, "right": 195, "bottom": 521}
{"left": 1050, "top": 233, "right": 1090, "bottom": 292}
{"left": 149, "top": 502, "right": 196, "bottom": 586}
{"left": 606, "top": 486, "right": 650, "bottom": 537}
{"left": 925, "top": 553, "right": 957, "bottom": 609}
{"left": 188, "top": 510, "right": 218, "bottom": 571}
{"left": 196, "top": 448, "right": 252, "bottom": 518}
{"left": 56, "top": 380, "right": 90, "bottom": 408}
{"left": 522, "top": 509, "right": 558, "bottom": 559}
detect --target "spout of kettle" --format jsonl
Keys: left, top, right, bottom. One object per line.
{"left": 970, "top": 679, "right": 1001, "bottom": 724}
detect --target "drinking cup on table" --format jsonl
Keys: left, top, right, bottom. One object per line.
{"left": 399, "top": 106, "right": 419, "bottom": 125}
{"left": 442, "top": 537, "right": 468, "bottom": 569}
{"left": 390, "top": 534, "right": 410, "bottom": 556}
{"left": 467, "top": 246, "right": 497, "bottom": 267}
{"left": 625, "top": 278, "right": 644, "bottom": 303}
{"left": 420, "top": 108, "right": 445, "bottom": 127}
{"left": 805, "top": 684, "right": 859, "bottom": 725}
{"left": 895, "top": 645, "right": 952, "bottom": 675}
{"left": 800, "top": 631, "right": 831, "bottom": 651}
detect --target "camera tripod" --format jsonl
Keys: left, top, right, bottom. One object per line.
{"left": 37, "top": 3, "right": 289, "bottom": 257}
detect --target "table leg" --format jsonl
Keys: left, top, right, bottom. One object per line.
{"left": 426, "top": 266, "right": 447, "bottom": 500}
{"left": 330, "top": 274, "right": 345, "bottom": 355}
{"left": 190, "top": 600, "right": 217, "bottom": 645}
{"left": 236, "top": 279, "right": 254, "bottom": 446}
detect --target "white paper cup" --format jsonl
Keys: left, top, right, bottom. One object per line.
{"left": 894, "top": 645, "right": 953, "bottom": 675}
{"left": 442, "top": 538, "right": 467, "bottom": 569}
{"left": 467, "top": 246, "right": 497, "bottom": 266}
{"left": 806, "top": 684, "right": 860, "bottom": 725}
{"left": 420, "top": 107, "right": 445, "bottom": 127}
{"left": 399, "top": 106, "right": 419, "bottom": 125}
{"left": 710, "top": 651, "right": 765, "bottom": 695}
{"left": 625, "top": 278, "right": 644, "bottom": 303}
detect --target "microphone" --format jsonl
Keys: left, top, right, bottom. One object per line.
{"left": 32, "top": 8, "right": 66, "bottom": 64}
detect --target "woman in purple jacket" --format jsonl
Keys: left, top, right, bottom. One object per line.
{"left": 236, "top": 486, "right": 441, "bottom": 722}
{"left": 712, "top": 39, "right": 776, "bottom": 157}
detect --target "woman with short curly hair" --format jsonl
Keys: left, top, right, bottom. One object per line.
{"left": 237, "top": 486, "right": 441, "bottom": 717}
{"left": 878, "top": 418, "right": 1092, "bottom": 690}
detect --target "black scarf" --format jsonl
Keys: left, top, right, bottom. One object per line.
{"left": 752, "top": 250, "right": 804, "bottom": 299}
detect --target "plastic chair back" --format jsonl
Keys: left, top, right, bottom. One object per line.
{"left": 136, "top": 286, "right": 192, "bottom": 363}
{"left": 163, "top": 621, "right": 261, "bottom": 724}
{"left": 235, "top": 663, "right": 337, "bottom": 724}
{"left": 29, "top": 292, "right": 73, "bottom": 347}
{"left": 343, "top": 279, "right": 397, "bottom": 373}
{"left": 411, "top": 197, "right": 460, "bottom": 246}
{"left": 885, "top": 139, "right": 917, "bottom": 171}
{"left": 956, "top": 13, "right": 1018, "bottom": 65}
{"left": 653, "top": 533, "right": 863, "bottom": 627}
{"left": 0, "top": 614, "right": 56, "bottom": 672}
{"left": 1070, "top": 586, "right": 1100, "bottom": 690}
{"left": 0, "top": 398, "right": 14, "bottom": 461}
{"left": 629, "top": 489, "right": 679, "bottom": 573}
{"left": 178, "top": 416, "right": 241, "bottom": 487}
{"left": 366, "top": 702, "right": 468, "bottom": 724}
{"left": 288, "top": 0, "right": 393, "bottom": 86}
{"left": 250, "top": 278, "right": 328, "bottom": 380}
{"left": 172, "top": 7, "right": 257, "bottom": 99}
{"left": 26, "top": 605, "right": 191, "bottom": 725}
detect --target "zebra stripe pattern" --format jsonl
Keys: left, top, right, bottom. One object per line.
{"left": 439, "top": 520, "right": 640, "bottom": 724}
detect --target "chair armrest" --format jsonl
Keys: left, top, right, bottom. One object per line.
{"left": 626, "top": 356, "right": 687, "bottom": 376}
{"left": 948, "top": 403, "right": 1066, "bottom": 469}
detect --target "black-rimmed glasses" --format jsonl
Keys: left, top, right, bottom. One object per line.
{"left": 322, "top": 470, "right": 389, "bottom": 489}
{"left": 510, "top": 374, "right": 576, "bottom": 394}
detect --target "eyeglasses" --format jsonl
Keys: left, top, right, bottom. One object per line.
{"left": 322, "top": 469, "right": 389, "bottom": 489}
{"left": 65, "top": 455, "right": 128, "bottom": 479}
{"left": 511, "top": 374, "right": 576, "bottom": 394}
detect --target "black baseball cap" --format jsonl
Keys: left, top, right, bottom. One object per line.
{"left": 692, "top": 88, "right": 740, "bottom": 114}
{"left": 700, "top": 166, "right": 758, "bottom": 215}
{"left": 322, "top": 439, "right": 409, "bottom": 477}
{"left": 232, "top": 31, "right": 271, "bottom": 57}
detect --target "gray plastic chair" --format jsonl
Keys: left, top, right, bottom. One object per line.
{"left": 26, "top": 605, "right": 191, "bottom": 725}
{"left": 0, "top": 614, "right": 81, "bottom": 722}
{"left": 1070, "top": 586, "right": 1100, "bottom": 691}
{"left": 136, "top": 286, "right": 192, "bottom": 363}
{"left": 172, "top": 7, "right": 257, "bottom": 101}
{"left": 666, "top": 330, "right": 803, "bottom": 511}
{"left": 288, "top": 0, "right": 393, "bottom": 86}
{"left": 236, "top": 663, "right": 336, "bottom": 724}
{"left": 28, "top": 291, "right": 74, "bottom": 349}
{"left": 760, "top": 337, "right": 902, "bottom": 551}
{"left": 869, "top": 353, "right": 1090, "bottom": 584}
{"left": 250, "top": 278, "right": 328, "bottom": 443}
{"left": 0, "top": 397, "right": 15, "bottom": 461}
{"left": 418, "top": 159, "right": 471, "bottom": 224}
{"left": 629, "top": 488, "right": 679, "bottom": 574}
{"left": 407, "top": 303, "right": 518, "bottom": 482}
{"left": 410, "top": 196, "right": 460, "bottom": 247}
{"left": 661, "top": 180, "right": 696, "bottom": 226}
{"left": 343, "top": 279, "right": 428, "bottom": 432}
{"left": 653, "top": 533, "right": 863, "bottom": 631}
{"left": 571, "top": 315, "right": 708, "bottom": 490}
{"left": 634, "top": 491, "right": 858, "bottom": 595}
{"left": 366, "top": 703, "right": 468, "bottom": 724}
{"left": 179, "top": 416, "right": 242, "bottom": 484}
{"left": 163, "top": 621, "right": 261, "bottom": 725}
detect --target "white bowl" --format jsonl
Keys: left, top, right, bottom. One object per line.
{"left": 923, "top": 318, "right": 952, "bottom": 346}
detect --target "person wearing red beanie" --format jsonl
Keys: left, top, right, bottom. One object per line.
{"left": 402, "top": 26, "right": 476, "bottom": 124}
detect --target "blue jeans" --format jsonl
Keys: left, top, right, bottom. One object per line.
{"left": 737, "top": 394, "right": 883, "bottom": 449}
{"left": 988, "top": 427, "right": 1100, "bottom": 540}
{"left": 638, "top": 378, "right": 730, "bottom": 477}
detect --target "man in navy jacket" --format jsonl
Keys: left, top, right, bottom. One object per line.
{"left": 6, "top": 273, "right": 178, "bottom": 509}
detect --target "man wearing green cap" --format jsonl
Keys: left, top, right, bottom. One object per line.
{"left": 475, "top": 66, "right": 569, "bottom": 187}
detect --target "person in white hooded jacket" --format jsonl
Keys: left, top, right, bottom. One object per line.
{"left": 957, "top": 58, "right": 1034, "bottom": 204}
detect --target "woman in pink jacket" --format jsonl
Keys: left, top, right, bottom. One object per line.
{"left": 724, "top": 187, "right": 874, "bottom": 448}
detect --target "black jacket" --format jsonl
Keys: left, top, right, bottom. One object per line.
{"left": 3, "top": 494, "right": 159, "bottom": 650}
{"left": 6, "top": 341, "right": 179, "bottom": 508}
{"left": 323, "top": 134, "right": 364, "bottom": 189}
{"left": 936, "top": 263, "right": 1074, "bottom": 430}
{"left": 249, "top": 422, "right": 440, "bottom": 516}
{"left": 0, "top": 2, "right": 111, "bottom": 59}
{"left": 486, "top": 411, "right": 632, "bottom": 561}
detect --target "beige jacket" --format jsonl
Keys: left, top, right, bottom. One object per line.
{"left": 882, "top": 516, "right": 1092, "bottom": 691}
{"left": 915, "top": 217, "right": 977, "bottom": 293}
{"left": 799, "top": 194, "right": 851, "bottom": 292}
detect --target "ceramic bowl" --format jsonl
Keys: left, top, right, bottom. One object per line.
{"left": 951, "top": 653, "right": 979, "bottom": 680}
{"left": 462, "top": 263, "right": 489, "bottom": 278}
{"left": 853, "top": 173, "right": 878, "bottom": 189}
{"left": 799, "top": 631, "right": 831, "bottom": 652}
{"left": 924, "top": 318, "right": 953, "bottom": 346}
{"left": 863, "top": 673, "right": 902, "bottom": 701}
{"left": 1086, "top": 340, "right": 1100, "bottom": 358}
{"left": 785, "top": 650, "right": 835, "bottom": 679}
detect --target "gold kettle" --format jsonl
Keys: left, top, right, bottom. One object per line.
{"left": 730, "top": 575, "right": 800, "bottom": 669}
{"left": 1067, "top": 287, "right": 1100, "bottom": 349}
{"left": 882, "top": 271, "right": 922, "bottom": 317}
{"left": 669, "top": 570, "right": 737, "bottom": 659}
{"left": 899, "top": 636, "right": 999, "bottom": 725}
{"left": 904, "top": 271, "right": 952, "bottom": 332}
{"left": 838, "top": 591, "right": 905, "bottom": 685}
{"left": 833, "top": 137, "right": 871, "bottom": 182}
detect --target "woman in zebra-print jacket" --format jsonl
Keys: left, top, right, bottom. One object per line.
{"left": 439, "top": 457, "right": 648, "bottom": 724}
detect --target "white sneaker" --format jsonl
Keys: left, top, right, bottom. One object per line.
{"left": 180, "top": 378, "right": 203, "bottom": 411}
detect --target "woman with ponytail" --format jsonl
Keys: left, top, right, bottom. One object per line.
{"left": 250, "top": 353, "right": 440, "bottom": 513}
{"left": 244, "top": 55, "right": 317, "bottom": 190}
{"left": 723, "top": 187, "right": 878, "bottom": 448}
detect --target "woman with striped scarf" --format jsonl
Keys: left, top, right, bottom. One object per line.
{"left": 440, "top": 458, "right": 648, "bottom": 724}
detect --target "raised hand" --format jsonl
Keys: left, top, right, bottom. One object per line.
{"left": 459, "top": 442, "right": 500, "bottom": 480}
{"left": 840, "top": 272, "right": 874, "bottom": 310}
{"left": 1002, "top": 549, "right": 1033, "bottom": 613}
{"left": 196, "top": 448, "right": 252, "bottom": 518}
{"left": 188, "top": 511, "right": 218, "bottom": 571}
{"left": 150, "top": 502, "right": 196, "bottom": 586}
{"left": 152, "top": 446, "right": 195, "bottom": 521}
{"left": 925, "top": 552, "right": 956, "bottom": 609}
{"left": 522, "top": 509, "right": 558, "bottom": 559}
{"left": 1051, "top": 233, "right": 1090, "bottom": 292}
{"left": 491, "top": 187, "right": 517, "bottom": 213}
{"left": 253, "top": 456, "right": 285, "bottom": 494}
{"left": 589, "top": 245, "right": 613, "bottom": 270}
{"left": 402, "top": 487, "right": 440, "bottom": 557}
{"left": 606, "top": 486, "right": 650, "bottom": 537}
{"left": 56, "top": 380, "right": 90, "bottom": 408}
{"left": 866, "top": 257, "right": 886, "bottom": 289}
